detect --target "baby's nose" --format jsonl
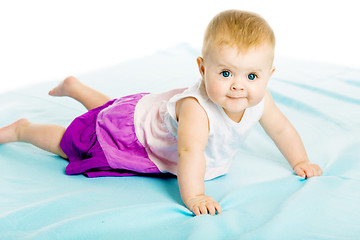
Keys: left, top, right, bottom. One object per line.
{"left": 231, "top": 83, "right": 244, "bottom": 91}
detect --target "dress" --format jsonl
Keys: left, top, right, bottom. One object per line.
{"left": 60, "top": 80, "right": 264, "bottom": 179}
{"left": 60, "top": 94, "right": 161, "bottom": 177}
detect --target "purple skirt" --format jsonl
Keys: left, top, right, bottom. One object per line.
{"left": 60, "top": 93, "right": 161, "bottom": 178}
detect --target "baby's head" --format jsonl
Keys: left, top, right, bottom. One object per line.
{"left": 202, "top": 10, "right": 275, "bottom": 60}
{"left": 198, "top": 10, "right": 276, "bottom": 122}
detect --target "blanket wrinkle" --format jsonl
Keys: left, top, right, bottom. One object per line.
{"left": 276, "top": 78, "right": 360, "bottom": 104}
{"left": 216, "top": 177, "right": 307, "bottom": 236}
{"left": 270, "top": 90, "right": 342, "bottom": 126}
{"left": 0, "top": 190, "right": 89, "bottom": 218}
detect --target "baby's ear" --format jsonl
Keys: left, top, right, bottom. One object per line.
{"left": 197, "top": 57, "right": 205, "bottom": 78}
{"left": 270, "top": 66, "right": 276, "bottom": 75}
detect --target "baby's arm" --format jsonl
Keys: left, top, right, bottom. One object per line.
{"left": 176, "top": 97, "right": 222, "bottom": 215}
{"left": 259, "top": 91, "right": 322, "bottom": 178}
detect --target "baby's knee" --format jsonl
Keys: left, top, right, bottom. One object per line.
{"left": 17, "top": 118, "right": 31, "bottom": 129}
{"left": 64, "top": 76, "right": 79, "bottom": 86}
{"left": 17, "top": 118, "right": 30, "bottom": 125}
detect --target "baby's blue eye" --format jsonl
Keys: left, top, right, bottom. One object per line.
{"left": 221, "top": 71, "right": 230, "bottom": 78}
{"left": 248, "top": 73, "right": 256, "bottom": 80}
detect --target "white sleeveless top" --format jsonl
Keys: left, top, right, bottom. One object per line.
{"left": 134, "top": 80, "right": 264, "bottom": 180}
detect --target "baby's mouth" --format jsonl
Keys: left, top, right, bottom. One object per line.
{"left": 227, "top": 95, "right": 246, "bottom": 99}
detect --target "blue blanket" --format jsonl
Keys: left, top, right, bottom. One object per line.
{"left": 1, "top": 44, "right": 359, "bottom": 239}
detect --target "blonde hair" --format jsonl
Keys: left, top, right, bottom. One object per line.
{"left": 202, "top": 10, "right": 275, "bottom": 58}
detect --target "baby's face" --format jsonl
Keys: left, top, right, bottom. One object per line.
{"left": 199, "top": 43, "right": 275, "bottom": 122}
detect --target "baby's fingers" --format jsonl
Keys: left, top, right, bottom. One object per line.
{"left": 304, "top": 168, "right": 314, "bottom": 178}
{"left": 199, "top": 205, "right": 209, "bottom": 215}
{"left": 307, "top": 165, "right": 323, "bottom": 177}
{"left": 295, "top": 168, "right": 306, "bottom": 178}
{"left": 207, "top": 202, "right": 221, "bottom": 216}
{"left": 193, "top": 202, "right": 222, "bottom": 216}
{"left": 294, "top": 162, "right": 323, "bottom": 179}
{"left": 214, "top": 201, "right": 222, "bottom": 215}
{"left": 193, "top": 205, "right": 211, "bottom": 216}
{"left": 304, "top": 165, "right": 323, "bottom": 178}
{"left": 193, "top": 207, "right": 202, "bottom": 216}
{"left": 207, "top": 205, "right": 216, "bottom": 216}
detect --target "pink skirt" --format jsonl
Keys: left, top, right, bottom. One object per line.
{"left": 60, "top": 93, "right": 162, "bottom": 177}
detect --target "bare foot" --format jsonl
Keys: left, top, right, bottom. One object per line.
{"left": 0, "top": 118, "right": 29, "bottom": 144}
{"left": 48, "top": 76, "right": 80, "bottom": 97}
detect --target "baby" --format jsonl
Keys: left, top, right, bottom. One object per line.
{"left": 0, "top": 10, "right": 322, "bottom": 216}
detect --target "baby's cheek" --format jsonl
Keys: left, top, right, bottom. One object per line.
{"left": 250, "top": 87, "right": 267, "bottom": 104}
{"left": 248, "top": 95, "right": 264, "bottom": 107}
{"left": 206, "top": 86, "right": 222, "bottom": 103}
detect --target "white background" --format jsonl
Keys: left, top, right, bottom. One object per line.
{"left": 1, "top": 0, "right": 359, "bottom": 93}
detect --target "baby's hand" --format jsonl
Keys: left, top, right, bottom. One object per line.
{"left": 293, "top": 161, "right": 322, "bottom": 179}
{"left": 185, "top": 194, "right": 222, "bottom": 216}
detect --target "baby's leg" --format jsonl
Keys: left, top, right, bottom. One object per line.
{"left": 49, "top": 76, "right": 111, "bottom": 111}
{"left": 0, "top": 118, "right": 67, "bottom": 158}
